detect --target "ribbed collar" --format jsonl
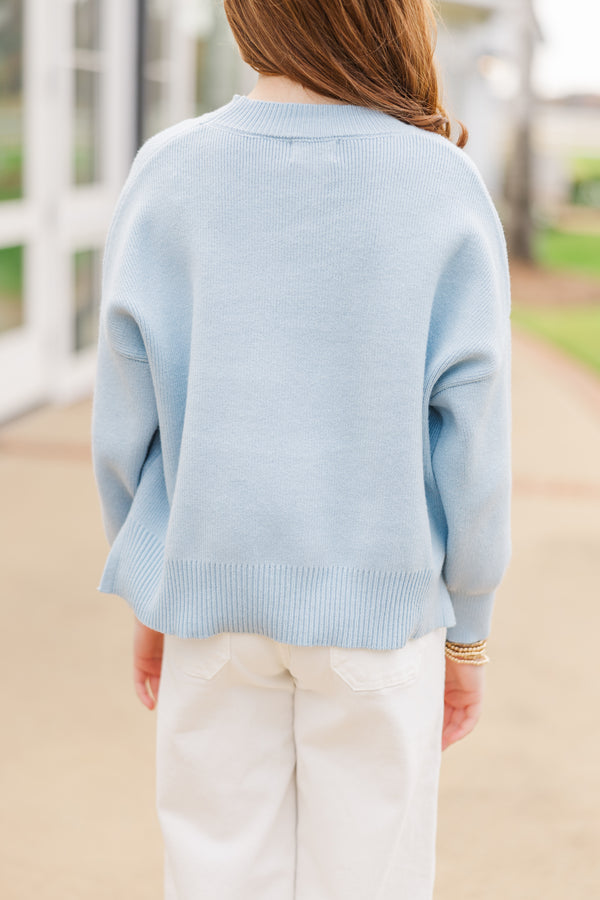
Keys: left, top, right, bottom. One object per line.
{"left": 205, "top": 93, "right": 398, "bottom": 138}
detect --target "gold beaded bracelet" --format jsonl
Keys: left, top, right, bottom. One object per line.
{"left": 445, "top": 638, "right": 490, "bottom": 666}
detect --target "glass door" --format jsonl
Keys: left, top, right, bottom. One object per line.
{"left": 51, "top": 0, "right": 137, "bottom": 403}
{"left": 0, "top": 0, "right": 252, "bottom": 425}
{"left": 0, "top": 0, "right": 137, "bottom": 424}
{"left": 0, "top": 0, "right": 44, "bottom": 423}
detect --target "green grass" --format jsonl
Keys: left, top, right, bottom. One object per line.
{"left": 570, "top": 155, "right": 600, "bottom": 206}
{"left": 0, "top": 145, "right": 23, "bottom": 201}
{"left": 511, "top": 304, "right": 600, "bottom": 375}
{"left": 0, "top": 244, "right": 23, "bottom": 295}
{"left": 571, "top": 155, "right": 600, "bottom": 182}
{"left": 534, "top": 227, "right": 600, "bottom": 278}
{"left": 523, "top": 226, "right": 600, "bottom": 374}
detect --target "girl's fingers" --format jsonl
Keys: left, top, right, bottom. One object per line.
{"left": 134, "top": 669, "right": 155, "bottom": 709}
{"left": 149, "top": 674, "right": 161, "bottom": 705}
{"left": 442, "top": 720, "right": 467, "bottom": 751}
{"left": 442, "top": 705, "right": 479, "bottom": 750}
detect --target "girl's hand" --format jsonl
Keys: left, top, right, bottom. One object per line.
{"left": 442, "top": 657, "right": 486, "bottom": 751}
{"left": 133, "top": 617, "right": 164, "bottom": 710}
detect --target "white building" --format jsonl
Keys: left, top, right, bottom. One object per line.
{"left": 0, "top": 0, "right": 541, "bottom": 423}
{"left": 532, "top": 95, "right": 600, "bottom": 220}
{"left": 435, "top": 0, "right": 543, "bottom": 207}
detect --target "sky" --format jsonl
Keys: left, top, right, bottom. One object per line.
{"left": 532, "top": 0, "right": 600, "bottom": 97}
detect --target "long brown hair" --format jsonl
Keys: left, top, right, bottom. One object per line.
{"left": 223, "top": 0, "right": 468, "bottom": 148}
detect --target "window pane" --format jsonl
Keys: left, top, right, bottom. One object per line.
{"left": 143, "top": 78, "right": 168, "bottom": 143}
{"left": 146, "top": 0, "right": 168, "bottom": 64}
{"left": 0, "top": 245, "right": 24, "bottom": 334}
{"left": 142, "top": 0, "right": 170, "bottom": 141}
{"left": 195, "top": 37, "right": 210, "bottom": 114}
{"left": 73, "top": 248, "right": 101, "bottom": 352}
{"left": 0, "top": 0, "right": 24, "bottom": 201}
{"left": 73, "top": 69, "right": 102, "bottom": 184}
{"left": 194, "top": 1, "right": 240, "bottom": 115}
{"left": 74, "top": 0, "right": 101, "bottom": 51}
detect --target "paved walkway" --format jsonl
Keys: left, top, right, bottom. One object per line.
{"left": 1, "top": 325, "right": 599, "bottom": 899}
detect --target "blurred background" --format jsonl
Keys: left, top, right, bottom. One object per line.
{"left": 0, "top": 1, "right": 598, "bottom": 898}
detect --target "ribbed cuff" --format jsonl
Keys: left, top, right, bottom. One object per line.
{"left": 444, "top": 590, "right": 496, "bottom": 644}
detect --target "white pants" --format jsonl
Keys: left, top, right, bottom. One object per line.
{"left": 155, "top": 625, "right": 447, "bottom": 900}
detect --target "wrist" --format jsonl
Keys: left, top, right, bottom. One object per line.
{"left": 445, "top": 637, "right": 490, "bottom": 665}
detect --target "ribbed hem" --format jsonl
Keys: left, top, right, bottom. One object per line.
{"left": 444, "top": 590, "right": 496, "bottom": 644}
{"left": 203, "top": 93, "right": 405, "bottom": 139}
{"left": 96, "top": 518, "right": 451, "bottom": 649}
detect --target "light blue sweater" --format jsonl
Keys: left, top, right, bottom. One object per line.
{"left": 91, "top": 93, "right": 512, "bottom": 649}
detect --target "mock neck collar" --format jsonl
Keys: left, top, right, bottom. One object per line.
{"left": 204, "top": 93, "right": 399, "bottom": 138}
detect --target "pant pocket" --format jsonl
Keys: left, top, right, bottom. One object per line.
{"left": 329, "top": 637, "right": 423, "bottom": 692}
{"left": 168, "top": 632, "right": 232, "bottom": 680}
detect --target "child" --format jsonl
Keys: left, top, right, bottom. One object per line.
{"left": 91, "top": 2, "right": 511, "bottom": 897}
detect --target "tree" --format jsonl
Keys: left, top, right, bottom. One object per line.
{"left": 504, "top": 0, "right": 537, "bottom": 262}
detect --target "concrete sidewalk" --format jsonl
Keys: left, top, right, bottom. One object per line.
{"left": 1, "top": 325, "right": 599, "bottom": 899}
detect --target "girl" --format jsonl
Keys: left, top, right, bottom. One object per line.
{"left": 92, "top": 1, "right": 511, "bottom": 897}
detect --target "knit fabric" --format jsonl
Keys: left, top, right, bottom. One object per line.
{"left": 91, "top": 93, "right": 512, "bottom": 649}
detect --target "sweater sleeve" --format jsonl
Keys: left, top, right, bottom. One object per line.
{"left": 430, "top": 351, "right": 512, "bottom": 643}
{"left": 427, "top": 179, "right": 512, "bottom": 644}
{"left": 91, "top": 326, "right": 159, "bottom": 547}
{"left": 91, "top": 146, "right": 160, "bottom": 548}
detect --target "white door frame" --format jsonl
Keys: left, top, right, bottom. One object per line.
{"left": 0, "top": 0, "right": 137, "bottom": 425}
{"left": 0, "top": 0, "right": 48, "bottom": 423}
{"left": 0, "top": 0, "right": 239, "bottom": 425}
{"left": 50, "top": 0, "right": 137, "bottom": 406}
